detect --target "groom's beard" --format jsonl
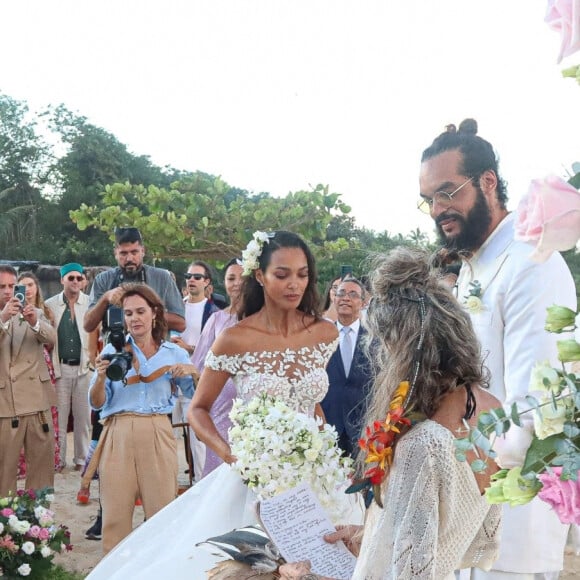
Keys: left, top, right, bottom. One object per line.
{"left": 435, "top": 188, "right": 492, "bottom": 253}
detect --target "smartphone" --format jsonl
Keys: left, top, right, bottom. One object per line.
{"left": 14, "top": 285, "right": 26, "bottom": 307}
{"left": 340, "top": 265, "right": 353, "bottom": 279}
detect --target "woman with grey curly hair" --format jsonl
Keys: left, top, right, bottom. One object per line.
{"left": 280, "top": 246, "right": 503, "bottom": 580}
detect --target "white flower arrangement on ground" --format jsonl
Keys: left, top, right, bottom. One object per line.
{"left": 229, "top": 394, "right": 353, "bottom": 522}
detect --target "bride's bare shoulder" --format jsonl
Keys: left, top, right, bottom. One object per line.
{"left": 310, "top": 316, "right": 339, "bottom": 344}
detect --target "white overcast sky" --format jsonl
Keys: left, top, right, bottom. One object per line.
{"left": 1, "top": 0, "right": 579, "bottom": 236}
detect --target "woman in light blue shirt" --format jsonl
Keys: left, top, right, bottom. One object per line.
{"left": 89, "top": 284, "right": 196, "bottom": 554}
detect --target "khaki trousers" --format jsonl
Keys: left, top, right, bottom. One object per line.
{"left": 0, "top": 413, "right": 54, "bottom": 496}
{"left": 99, "top": 414, "right": 178, "bottom": 554}
{"left": 55, "top": 364, "right": 90, "bottom": 468}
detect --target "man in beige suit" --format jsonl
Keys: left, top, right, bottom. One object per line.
{"left": 0, "top": 265, "right": 57, "bottom": 495}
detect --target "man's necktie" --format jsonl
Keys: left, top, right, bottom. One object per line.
{"left": 341, "top": 326, "right": 353, "bottom": 376}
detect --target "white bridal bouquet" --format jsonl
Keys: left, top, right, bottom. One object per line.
{"left": 229, "top": 394, "right": 353, "bottom": 522}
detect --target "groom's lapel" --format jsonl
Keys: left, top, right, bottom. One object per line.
{"left": 458, "top": 228, "right": 514, "bottom": 300}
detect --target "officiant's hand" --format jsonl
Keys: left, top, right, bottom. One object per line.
{"left": 278, "top": 560, "right": 326, "bottom": 580}
{"left": 324, "top": 525, "right": 363, "bottom": 557}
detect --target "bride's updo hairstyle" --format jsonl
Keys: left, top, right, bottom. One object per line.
{"left": 362, "top": 246, "right": 487, "bottom": 428}
{"left": 421, "top": 118, "right": 508, "bottom": 209}
{"left": 239, "top": 231, "right": 321, "bottom": 319}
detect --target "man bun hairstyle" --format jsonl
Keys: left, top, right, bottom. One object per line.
{"left": 421, "top": 118, "right": 508, "bottom": 208}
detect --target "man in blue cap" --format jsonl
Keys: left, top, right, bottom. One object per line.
{"left": 46, "top": 263, "right": 92, "bottom": 472}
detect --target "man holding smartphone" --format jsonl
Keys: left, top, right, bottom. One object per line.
{"left": 0, "top": 265, "right": 57, "bottom": 495}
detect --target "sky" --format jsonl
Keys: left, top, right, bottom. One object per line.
{"left": 1, "top": 0, "right": 579, "bottom": 237}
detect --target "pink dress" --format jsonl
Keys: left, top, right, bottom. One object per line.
{"left": 191, "top": 309, "right": 238, "bottom": 477}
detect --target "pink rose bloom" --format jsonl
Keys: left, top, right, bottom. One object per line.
{"left": 38, "top": 527, "right": 51, "bottom": 541}
{"left": 545, "top": 0, "right": 580, "bottom": 62}
{"left": 0, "top": 507, "right": 14, "bottom": 517}
{"left": 27, "top": 525, "right": 41, "bottom": 538}
{"left": 538, "top": 467, "right": 580, "bottom": 524}
{"left": 514, "top": 174, "right": 580, "bottom": 262}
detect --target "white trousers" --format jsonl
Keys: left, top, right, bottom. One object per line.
{"left": 56, "top": 364, "right": 91, "bottom": 467}
{"left": 173, "top": 394, "right": 205, "bottom": 482}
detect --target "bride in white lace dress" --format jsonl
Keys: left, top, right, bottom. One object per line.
{"left": 86, "top": 231, "right": 343, "bottom": 579}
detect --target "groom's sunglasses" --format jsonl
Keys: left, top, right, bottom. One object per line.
{"left": 184, "top": 273, "right": 208, "bottom": 281}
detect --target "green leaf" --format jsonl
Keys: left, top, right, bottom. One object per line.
{"left": 455, "top": 438, "right": 473, "bottom": 452}
{"left": 470, "top": 428, "right": 494, "bottom": 454}
{"left": 470, "top": 459, "right": 488, "bottom": 473}
{"left": 521, "top": 433, "right": 564, "bottom": 475}
{"left": 510, "top": 402, "right": 522, "bottom": 427}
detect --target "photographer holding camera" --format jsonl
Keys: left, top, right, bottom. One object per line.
{"left": 84, "top": 227, "right": 185, "bottom": 335}
{"left": 89, "top": 283, "right": 196, "bottom": 554}
{"left": 82, "top": 227, "right": 186, "bottom": 540}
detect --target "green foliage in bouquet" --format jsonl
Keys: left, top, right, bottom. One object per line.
{"left": 0, "top": 487, "right": 72, "bottom": 579}
{"left": 455, "top": 305, "right": 580, "bottom": 507}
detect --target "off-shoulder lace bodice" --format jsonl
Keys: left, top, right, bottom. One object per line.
{"left": 205, "top": 339, "right": 338, "bottom": 416}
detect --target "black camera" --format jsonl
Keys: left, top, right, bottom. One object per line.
{"left": 103, "top": 306, "right": 132, "bottom": 381}
{"left": 106, "top": 306, "right": 125, "bottom": 349}
{"left": 102, "top": 350, "right": 133, "bottom": 382}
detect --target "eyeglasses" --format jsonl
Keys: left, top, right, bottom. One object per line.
{"left": 184, "top": 273, "right": 208, "bottom": 281}
{"left": 67, "top": 276, "right": 84, "bottom": 282}
{"left": 335, "top": 290, "right": 362, "bottom": 300}
{"left": 417, "top": 176, "right": 474, "bottom": 214}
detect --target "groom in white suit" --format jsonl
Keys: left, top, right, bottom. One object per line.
{"left": 419, "top": 120, "right": 576, "bottom": 580}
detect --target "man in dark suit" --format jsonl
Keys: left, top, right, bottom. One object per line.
{"left": 321, "top": 277, "right": 373, "bottom": 457}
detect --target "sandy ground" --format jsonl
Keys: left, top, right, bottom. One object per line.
{"left": 44, "top": 434, "right": 580, "bottom": 578}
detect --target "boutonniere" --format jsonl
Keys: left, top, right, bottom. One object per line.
{"left": 18, "top": 314, "right": 25, "bottom": 325}
{"left": 464, "top": 280, "right": 484, "bottom": 314}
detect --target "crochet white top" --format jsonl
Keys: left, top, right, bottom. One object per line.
{"left": 353, "top": 420, "right": 501, "bottom": 580}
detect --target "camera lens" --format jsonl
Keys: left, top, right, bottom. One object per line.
{"left": 105, "top": 355, "right": 130, "bottom": 381}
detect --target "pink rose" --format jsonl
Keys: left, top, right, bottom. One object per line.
{"left": 38, "top": 527, "right": 51, "bottom": 541}
{"left": 545, "top": 0, "right": 580, "bottom": 63}
{"left": 27, "top": 525, "right": 41, "bottom": 538}
{"left": 538, "top": 467, "right": 580, "bottom": 524}
{"left": 514, "top": 175, "right": 580, "bottom": 263}
{"left": 0, "top": 508, "right": 14, "bottom": 517}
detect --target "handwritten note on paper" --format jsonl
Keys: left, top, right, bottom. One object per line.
{"left": 258, "top": 484, "right": 356, "bottom": 580}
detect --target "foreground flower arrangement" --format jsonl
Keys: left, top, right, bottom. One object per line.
{"left": 0, "top": 487, "right": 72, "bottom": 578}
{"left": 229, "top": 394, "right": 353, "bottom": 522}
{"left": 455, "top": 317, "right": 580, "bottom": 525}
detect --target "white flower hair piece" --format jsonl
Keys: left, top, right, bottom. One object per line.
{"left": 241, "top": 231, "right": 274, "bottom": 276}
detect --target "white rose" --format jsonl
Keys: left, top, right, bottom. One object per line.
{"left": 0, "top": 522, "right": 3, "bottom": 534}
{"left": 246, "top": 240, "right": 260, "bottom": 254}
{"left": 304, "top": 448, "right": 319, "bottom": 462}
{"left": 465, "top": 295, "right": 484, "bottom": 314}
{"left": 533, "top": 396, "right": 567, "bottom": 439}
{"left": 529, "top": 361, "right": 561, "bottom": 392}
{"left": 17, "top": 564, "right": 31, "bottom": 577}
{"left": 40, "top": 546, "right": 52, "bottom": 558}
{"left": 21, "top": 542, "right": 35, "bottom": 555}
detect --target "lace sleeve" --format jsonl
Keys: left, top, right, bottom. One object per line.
{"left": 204, "top": 350, "right": 240, "bottom": 375}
